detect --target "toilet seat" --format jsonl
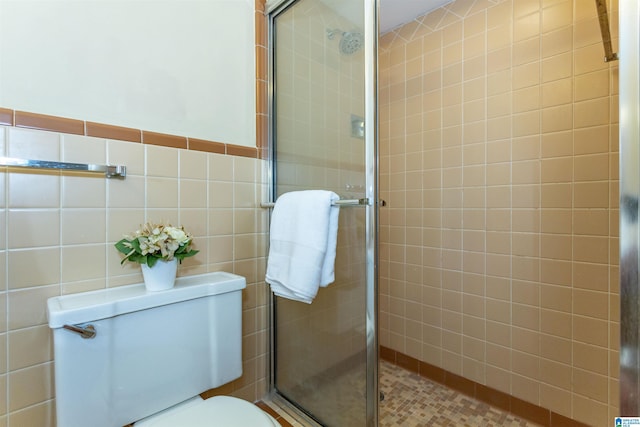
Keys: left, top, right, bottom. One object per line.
{"left": 135, "top": 396, "right": 281, "bottom": 427}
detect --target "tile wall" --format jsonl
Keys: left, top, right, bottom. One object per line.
{"left": 378, "top": 0, "right": 619, "bottom": 426}
{"left": 0, "top": 124, "right": 269, "bottom": 426}
{"left": 0, "top": 1, "right": 271, "bottom": 426}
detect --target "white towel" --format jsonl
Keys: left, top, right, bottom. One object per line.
{"left": 266, "top": 190, "right": 340, "bottom": 303}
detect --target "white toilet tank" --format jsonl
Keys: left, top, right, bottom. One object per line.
{"left": 47, "top": 272, "right": 246, "bottom": 427}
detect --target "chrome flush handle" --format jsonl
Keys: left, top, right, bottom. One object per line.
{"left": 63, "top": 324, "right": 97, "bottom": 339}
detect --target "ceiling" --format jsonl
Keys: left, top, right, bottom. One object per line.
{"left": 379, "top": 0, "right": 453, "bottom": 33}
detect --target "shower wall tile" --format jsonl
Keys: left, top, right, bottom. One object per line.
{"left": 379, "top": 0, "right": 619, "bottom": 425}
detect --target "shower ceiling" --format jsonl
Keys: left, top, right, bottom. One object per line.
{"left": 318, "top": 0, "right": 454, "bottom": 34}
{"left": 380, "top": 0, "right": 453, "bottom": 33}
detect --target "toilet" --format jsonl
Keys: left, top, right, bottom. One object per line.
{"left": 47, "top": 271, "right": 281, "bottom": 427}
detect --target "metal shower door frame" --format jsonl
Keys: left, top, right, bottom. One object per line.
{"left": 264, "top": 0, "right": 379, "bottom": 425}
{"left": 619, "top": 0, "right": 640, "bottom": 415}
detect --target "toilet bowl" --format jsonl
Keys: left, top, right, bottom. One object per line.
{"left": 135, "top": 396, "right": 280, "bottom": 427}
{"left": 47, "top": 272, "right": 279, "bottom": 427}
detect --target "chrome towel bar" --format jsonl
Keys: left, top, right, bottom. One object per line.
{"left": 0, "top": 157, "right": 126, "bottom": 178}
{"left": 261, "top": 197, "right": 370, "bottom": 208}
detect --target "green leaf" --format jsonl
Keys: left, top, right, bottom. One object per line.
{"left": 114, "top": 239, "right": 132, "bottom": 256}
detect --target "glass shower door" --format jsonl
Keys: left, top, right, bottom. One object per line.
{"left": 268, "top": 0, "right": 377, "bottom": 425}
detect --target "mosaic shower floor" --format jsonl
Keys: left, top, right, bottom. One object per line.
{"left": 267, "top": 360, "right": 542, "bottom": 426}
{"left": 379, "top": 360, "right": 541, "bottom": 427}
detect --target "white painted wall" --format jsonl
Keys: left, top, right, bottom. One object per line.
{"left": 0, "top": 0, "right": 256, "bottom": 147}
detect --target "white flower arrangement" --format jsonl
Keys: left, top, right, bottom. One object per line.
{"left": 115, "top": 221, "right": 198, "bottom": 267}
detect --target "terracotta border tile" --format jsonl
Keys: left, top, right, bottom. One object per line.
{"left": 255, "top": 14, "right": 266, "bottom": 47}
{"left": 550, "top": 412, "right": 592, "bottom": 427}
{"left": 419, "top": 360, "right": 445, "bottom": 383}
{"left": 227, "top": 144, "right": 258, "bottom": 158}
{"left": 142, "top": 131, "right": 187, "bottom": 149}
{"left": 256, "top": 401, "right": 294, "bottom": 427}
{"left": 255, "top": 402, "right": 277, "bottom": 417}
{"left": 256, "top": 114, "right": 268, "bottom": 151}
{"left": 0, "top": 108, "right": 13, "bottom": 126}
{"left": 476, "top": 383, "right": 511, "bottom": 413}
{"left": 444, "top": 371, "right": 476, "bottom": 397}
{"left": 3, "top": 107, "right": 261, "bottom": 159}
{"left": 15, "top": 110, "right": 84, "bottom": 135}
{"left": 396, "top": 352, "right": 420, "bottom": 374}
{"left": 86, "top": 121, "right": 141, "bottom": 143}
{"left": 380, "top": 345, "right": 396, "bottom": 363}
{"left": 256, "top": 46, "right": 267, "bottom": 81}
{"left": 256, "top": 80, "right": 267, "bottom": 115}
{"left": 188, "top": 138, "right": 226, "bottom": 154}
{"left": 383, "top": 347, "right": 594, "bottom": 427}
{"left": 511, "top": 396, "right": 550, "bottom": 426}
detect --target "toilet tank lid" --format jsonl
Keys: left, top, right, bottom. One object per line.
{"left": 47, "top": 272, "right": 246, "bottom": 328}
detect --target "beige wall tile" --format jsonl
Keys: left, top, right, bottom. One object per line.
{"left": 574, "top": 261, "right": 609, "bottom": 291}
{"left": 61, "top": 209, "right": 106, "bottom": 245}
{"left": 7, "top": 249, "right": 60, "bottom": 290}
{"left": 8, "top": 173, "right": 59, "bottom": 209}
{"left": 574, "top": 181, "right": 609, "bottom": 208}
{"left": 573, "top": 393, "right": 609, "bottom": 427}
{"left": 179, "top": 147, "right": 207, "bottom": 180}
{"left": 573, "top": 209, "right": 609, "bottom": 236}
{"left": 61, "top": 134, "right": 105, "bottom": 164}
{"left": 380, "top": 1, "right": 618, "bottom": 422}
{"left": 62, "top": 175, "right": 106, "bottom": 208}
{"left": 542, "top": 104, "right": 573, "bottom": 133}
{"left": 541, "top": 130, "right": 572, "bottom": 158}
{"left": 513, "top": 111, "right": 540, "bottom": 137}
{"left": 542, "top": 79, "right": 572, "bottom": 108}
{"left": 541, "top": 210, "right": 572, "bottom": 235}
{"left": 8, "top": 210, "right": 59, "bottom": 249}
{"left": 541, "top": 183, "right": 571, "bottom": 209}
{"left": 513, "top": 60, "right": 540, "bottom": 88}
{"left": 540, "top": 259, "right": 572, "bottom": 287}
{"left": 146, "top": 181, "right": 181, "bottom": 214}
{"left": 7, "top": 128, "right": 59, "bottom": 160}
{"left": 540, "top": 308, "right": 572, "bottom": 339}
{"left": 8, "top": 326, "right": 51, "bottom": 371}
{"left": 107, "top": 175, "right": 145, "bottom": 209}
{"left": 61, "top": 245, "right": 106, "bottom": 282}
{"left": 8, "top": 363, "right": 53, "bottom": 412}
{"left": 107, "top": 209, "right": 145, "bottom": 242}
{"left": 542, "top": 52, "right": 572, "bottom": 83}
{"left": 179, "top": 179, "right": 207, "bottom": 209}
{"left": 573, "top": 235, "right": 609, "bottom": 263}
{"left": 145, "top": 145, "right": 178, "bottom": 177}
{"left": 542, "top": 27, "right": 572, "bottom": 58}
{"left": 8, "top": 286, "right": 59, "bottom": 330}
{"left": 573, "top": 316, "right": 608, "bottom": 347}
{"left": 108, "top": 139, "right": 145, "bottom": 176}
{"left": 540, "top": 383, "right": 571, "bottom": 418}
{"left": 0, "top": 114, "right": 268, "bottom": 420}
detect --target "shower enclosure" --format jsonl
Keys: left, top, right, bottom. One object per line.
{"left": 266, "top": 0, "right": 377, "bottom": 426}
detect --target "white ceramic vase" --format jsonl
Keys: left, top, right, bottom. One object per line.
{"left": 141, "top": 258, "right": 178, "bottom": 291}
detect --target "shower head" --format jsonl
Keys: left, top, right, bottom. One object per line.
{"left": 340, "top": 31, "right": 363, "bottom": 55}
{"left": 327, "top": 28, "right": 363, "bottom": 55}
